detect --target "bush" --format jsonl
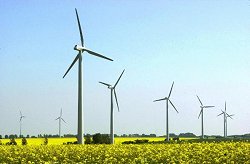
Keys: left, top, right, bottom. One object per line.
{"left": 173, "top": 137, "right": 180, "bottom": 141}
{"left": 92, "top": 133, "right": 110, "bottom": 144}
{"left": 122, "top": 141, "right": 135, "bottom": 144}
{"left": 6, "top": 138, "right": 17, "bottom": 145}
{"left": 122, "top": 139, "right": 149, "bottom": 144}
{"left": 63, "top": 141, "right": 77, "bottom": 145}
{"left": 135, "top": 139, "right": 149, "bottom": 144}
{"left": 22, "top": 138, "right": 28, "bottom": 145}
{"left": 44, "top": 138, "right": 48, "bottom": 145}
{"left": 85, "top": 136, "right": 92, "bottom": 144}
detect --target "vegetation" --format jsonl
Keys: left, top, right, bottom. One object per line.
{"left": 92, "top": 133, "right": 110, "bottom": 144}
{"left": 21, "top": 138, "right": 28, "bottom": 145}
{"left": 0, "top": 141, "right": 249, "bottom": 163}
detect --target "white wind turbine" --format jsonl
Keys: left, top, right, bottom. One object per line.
{"left": 154, "top": 81, "right": 178, "bottom": 142}
{"left": 217, "top": 101, "right": 234, "bottom": 138}
{"left": 63, "top": 9, "right": 113, "bottom": 144}
{"left": 197, "top": 95, "right": 215, "bottom": 139}
{"left": 19, "top": 110, "right": 25, "bottom": 138}
{"left": 55, "top": 108, "right": 66, "bottom": 138}
{"left": 99, "top": 69, "right": 125, "bottom": 144}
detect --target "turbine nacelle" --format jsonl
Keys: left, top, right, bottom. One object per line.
{"left": 74, "top": 45, "right": 84, "bottom": 51}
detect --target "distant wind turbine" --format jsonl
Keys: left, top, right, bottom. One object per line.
{"left": 55, "top": 108, "right": 66, "bottom": 138}
{"left": 63, "top": 9, "right": 113, "bottom": 144}
{"left": 197, "top": 95, "right": 215, "bottom": 139}
{"left": 19, "top": 110, "right": 25, "bottom": 138}
{"left": 99, "top": 69, "right": 125, "bottom": 144}
{"left": 154, "top": 81, "right": 178, "bottom": 142}
{"left": 217, "top": 101, "right": 234, "bottom": 138}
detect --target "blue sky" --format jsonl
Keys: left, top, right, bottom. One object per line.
{"left": 0, "top": 0, "right": 249, "bottom": 136}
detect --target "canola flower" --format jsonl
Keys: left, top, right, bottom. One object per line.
{"left": 0, "top": 141, "right": 249, "bottom": 163}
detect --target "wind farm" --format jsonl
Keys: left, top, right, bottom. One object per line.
{"left": 0, "top": 1, "right": 249, "bottom": 163}
{"left": 62, "top": 9, "right": 113, "bottom": 144}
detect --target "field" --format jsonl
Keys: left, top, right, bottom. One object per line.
{"left": 0, "top": 137, "right": 195, "bottom": 145}
{"left": 0, "top": 138, "right": 249, "bottom": 163}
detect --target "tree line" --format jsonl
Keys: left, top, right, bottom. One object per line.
{"left": 0, "top": 132, "right": 197, "bottom": 139}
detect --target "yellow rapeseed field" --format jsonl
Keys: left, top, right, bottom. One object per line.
{"left": 115, "top": 137, "right": 196, "bottom": 144}
{"left": 0, "top": 140, "right": 249, "bottom": 163}
{"left": 0, "top": 138, "right": 77, "bottom": 145}
{"left": 0, "top": 137, "right": 194, "bottom": 145}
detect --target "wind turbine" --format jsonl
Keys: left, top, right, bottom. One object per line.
{"left": 99, "top": 69, "right": 125, "bottom": 144}
{"left": 153, "top": 81, "right": 178, "bottom": 142}
{"left": 197, "top": 95, "right": 215, "bottom": 139}
{"left": 217, "top": 101, "right": 234, "bottom": 138}
{"left": 19, "top": 110, "right": 25, "bottom": 138}
{"left": 55, "top": 108, "right": 66, "bottom": 138}
{"left": 63, "top": 9, "right": 113, "bottom": 144}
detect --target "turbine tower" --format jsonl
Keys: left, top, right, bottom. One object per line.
{"left": 55, "top": 108, "right": 66, "bottom": 138}
{"left": 197, "top": 95, "right": 215, "bottom": 139}
{"left": 217, "top": 101, "right": 234, "bottom": 138}
{"left": 99, "top": 69, "right": 125, "bottom": 144}
{"left": 153, "top": 81, "right": 178, "bottom": 142}
{"left": 63, "top": 9, "right": 113, "bottom": 144}
{"left": 19, "top": 110, "right": 25, "bottom": 138}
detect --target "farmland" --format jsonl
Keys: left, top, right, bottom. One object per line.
{"left": 0, "top": 137, "right": 194, "bottom": 145}
{"left": 0, "top": 141, "right": 249, "bottom": 163}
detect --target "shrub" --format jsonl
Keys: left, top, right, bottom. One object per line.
{"left": 92, "top": 133, "right": 110, "bottom": 144}
{"left": 22, "top": 138, "right": 28, "bottom": 145}
{"left": 7, "top": 138, "right": 17, "bottom": 145}
{"left": 44, "top": 138, "right": 48, "bottom": 145}
{"left": 85, "top": 136, "right": 92, "bottom": 144}
{"left": 122, "top": 141, "right": 135, "bottom": 144}
{"left": 135, "top": 139, "right": 149, "bottom": 144}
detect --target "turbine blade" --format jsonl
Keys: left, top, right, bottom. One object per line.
{"left": 75, "top": 8, "right": 84, "bottom": 47}
{"left": 227, "top": 113, "right": 234, "bottom": 119}
{"left": 217, "top": 112, "right": 223, "bottom": 116}
{"left": 198, "top": 108, "right": 203, "bottom": 119}
{"left": 196, "top": 95, "right": 203, "bottom": 106}
{"left": 169, "top": 99, "right": 178, "bottom": 113}
{"left": 60, "top": 108, "right": 62, "bottom": 117}
{"left": 114, "top": 69, "right": 125, "bottom": 88}
{"left": 225, "top": 101, "right": 227, "bottom": 112}
{"left": 99, "top": 81, "right": 111, "bottom": 87}
{"left": 204, "top": 106, "right": 215, "bottom": 108}
{"left": 63, "top": 53, "right": 80, "bottom": 78}
{"left": 83, "top": 48, "right": 113, "bottom": 61}
{"left": 114, "top": 89, "right": 120, "bottom": 112}
{"left": 55, "top": 117, "right": 60, "bottom": 120}
{"left": 153, "top": 97, "right": 167, "bottom": 102}
{"left": 61, "top": 118, "right": 66, "bottom": 123}
{"left": 20, "top": 110, "right": 22, "bottom": 116}
{"left": 168, "top": 81, "right": 174, "bottom": 98}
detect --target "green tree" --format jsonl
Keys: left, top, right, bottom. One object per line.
{"left": 85, "top": 136, "right": 92, "bottom": 144}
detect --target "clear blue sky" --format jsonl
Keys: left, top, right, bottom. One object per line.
{"left": 0, "top": 0, "right": 249, "bottom": 136}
